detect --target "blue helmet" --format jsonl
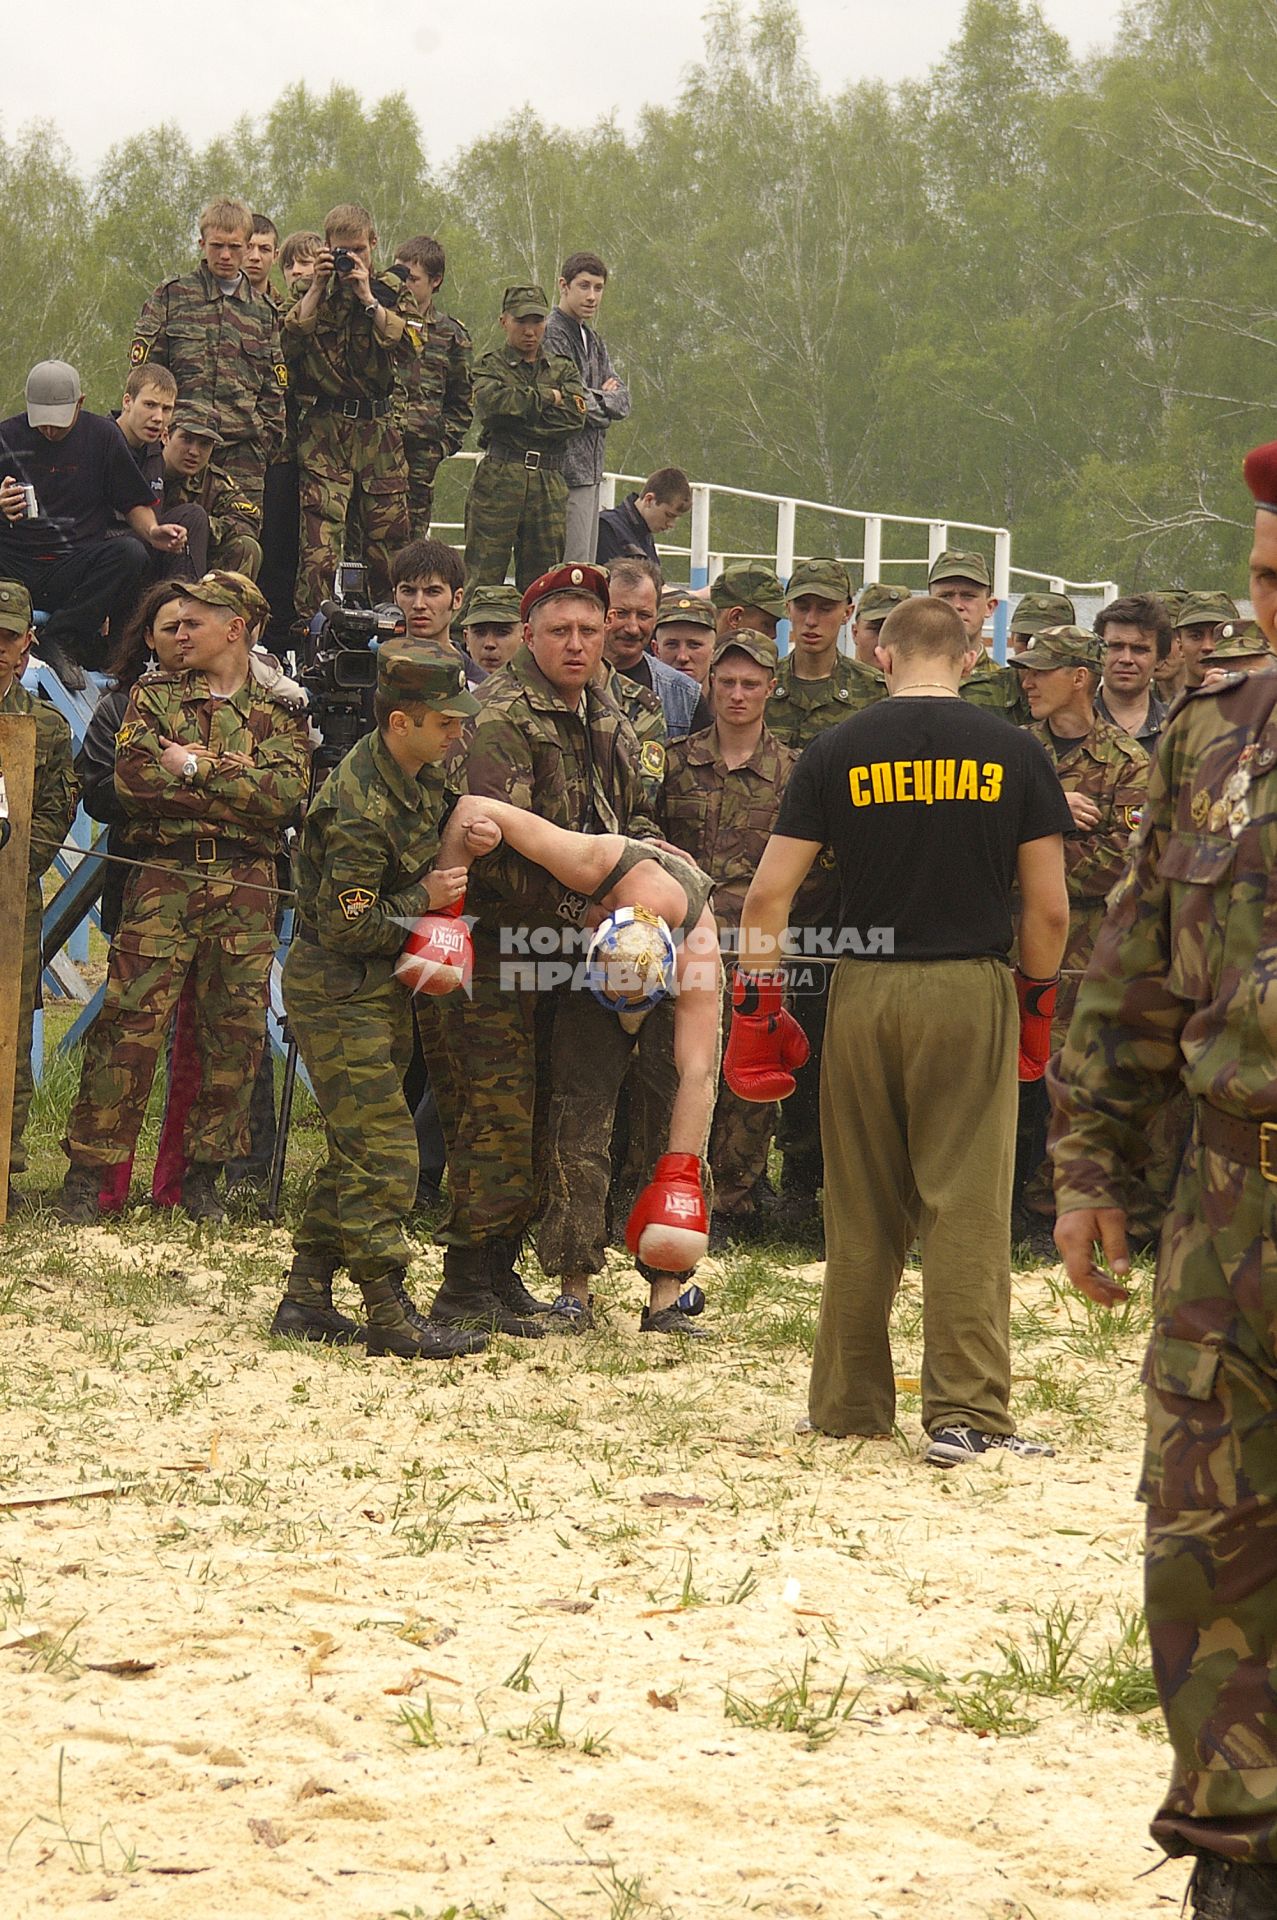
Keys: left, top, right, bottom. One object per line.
{"left": 584, "top": 905, "right": 676, "bottom": 1017}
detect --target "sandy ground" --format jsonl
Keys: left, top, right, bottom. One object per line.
{"left": 0, "top": 1216, "right": 1184, "bottom": 1920}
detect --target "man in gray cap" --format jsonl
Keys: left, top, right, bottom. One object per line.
{"left": 0, "top": 360, "right": 188, "bottom": 687}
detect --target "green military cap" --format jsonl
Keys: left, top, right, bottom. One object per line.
{"left": 856, "top": 582, "right": 911, "bottom": 623}
{"left": 708, "top": 563, "right": 786, "bottom": 618}
{"left": 928, "top": 548, "right": 992, "bottom": 590}
{"left": 1010, "top": 590, "right": 1075, "bottom": 636}
{"left": 1151, "top": 588, "right": 1186, "bottom": 625}
{"left": 181, "top": 568, "right": 270, "bottom": 628}
{"left": 501, "top": 284, "right": 549, "bottom": 319}
{"left": 786, "top": 556, "right": 852, "bottom": 603}
{"left": 461, "top": 586, "right": 523, "bottom": 629}
{"left": 171, "top": 402, "right": 223, "bottom": 445}
{"left": 1009, "top": 623, "right": 1102, "bottom": 672}
{"left": 712, "top": 628, "right": 779, "bottom": 673}
{"left": 0, "top": 579, "right": 33, "bottom": 635}
{"left": 377, "top": 640, "right": 480, "bottom": 714}
{"left": 1176, "top": 590, "right": 1239, "bottom": 629}
{"left": 1211, "top": 618, "right": 1272, "bottom": 662}
{"left": 655, "top": 589, "right": 716, "bottom": 632}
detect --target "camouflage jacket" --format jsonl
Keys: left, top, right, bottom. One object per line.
{"left": 394, "top": 306, "right": 473, "bottom": 451}
{"left": 1, "top": 679, "right": 77, "bottom": 883}
{"left": 131, "top": 263, "right": 286, "bottom": 458}
{"left": 282, "top": 278, "right": 424, "bottom": 405}
{"left": 766, "top": 653, "right": 884, "bottom": 750}
{"left": 113, "top": 669, "right": 311, "bottom": 852}
{"left": 1028, "top": 715, "right": 1148, "bottom": 908}
{"left": 600, "top": 660, "right": 667, "bottom": 811}
{"left": 961, "top": 658, "right": 1030, "bottom": 724}
{"left": 1050, "top": 670, "right": 1277, "bottom": 1210}
{"left": 472, "top": 344, "right": 588, "bottom": 456}
{"left": 161, "top": 461, "right": 261, "bottom": 545}
{"left": 660, "top": 724, "right": 796, "bottom": 928}
{"left": 293, "top": 728, "right": 443, "bottom": 956}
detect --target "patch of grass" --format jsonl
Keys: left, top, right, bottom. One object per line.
{"left": 397, "top": 1696, "right": 441, "bottom": 1748}
{"left": 723, "top": 1651, "right": 861, "bottom": 1748}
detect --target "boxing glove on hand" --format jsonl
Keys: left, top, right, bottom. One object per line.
{"left": 626, "top": 1153, "right": 709, "bottom": 1274}
{"left": 1014, "top": 966, "right": 1058, "bottom": 1081}
{"left": 395, "top": 896, "right": 473, "bottom": 996}
{"left": 723, "top": 969, "right": 810, "bottom": 1101}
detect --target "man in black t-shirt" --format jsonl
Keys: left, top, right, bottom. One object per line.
{"left": 0, "top": 360, "right": 187, "bottom": 688}
{"left": 726, "top": 595, "right": 1073, "bottom": 1467}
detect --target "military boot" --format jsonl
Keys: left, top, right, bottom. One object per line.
{"left": 429, "top": 1245, "right": 546, "bottom": 1339}
{"left": 180, "top": 1164, "right": 226, "bottom": 1223}
{"left": 360, "top": 1270, "right": 488, "bottom": 1360}
{"left": 52, "top": 1165, "right": 100, "bottom": 1225}
{"left": 1189, "top": 1855, "right": 1277, "bottom": 1919}
{"left": 269, "top": 1255, "right": 363, "bottom": 1346}
{"left": 486, "top": 1234, "right": 551, "bottom": 1317}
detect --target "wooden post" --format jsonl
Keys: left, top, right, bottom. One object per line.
{"left": 0, "top": 713, "right": 36, "bottom": 1224}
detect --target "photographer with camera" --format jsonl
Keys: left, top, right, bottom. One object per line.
{"left": 284, "top": 203, "right": 424, "bottom": 623}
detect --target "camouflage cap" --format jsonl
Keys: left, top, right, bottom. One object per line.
{"left": 0, "top": 579, "right": 33, "bottom": 636}
{"left": 708, "top": 563, "right": 786, "bottom": 618}
{"left": 928, "top": 548, "right": 992, "bottom": 590}
{"left": 171, "top": 401, "right": 223, "bottom": 445}
{"left": 1151, "top": 588, "right": 1187, "bottom": 625}
{"left": 377, "top": 641, "right": 480, "bottom": 715}
{"left": 180, "top": 569, "right": 270, "bottom": 629}
{"left": 461, "top": 585, "right": 523, "bottom": 629}
{"left": 655, "top": 589, "right": 716, "bottom": 632}
{"left": 502, "top": 284, "right": 549, "bottom": 320}
{"left": 712, "top": 629, "right": 779, "bottom": 673}
{"left": 1176, "top": 590, "right": 1240, "bottom": 630}
{"left": 1010, "top": 590, "right": 1076, "bottom": 636}
{"left": 786, "top": 556, "right": 852, "bottom": 603}
{"left": 520, "top": 563, "right": 609, "bottom": 621}
{"left": 1211, "top": 618, "right": 1272, "bottom": 662}
{"left": 1009, "top": 624, "right": 1102, "bottom": 672}
{"left": 856, "top": 582, "right": 911, "bottom": 624}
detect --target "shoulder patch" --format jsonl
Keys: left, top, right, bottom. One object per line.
{"left": 1124, "top": 804, "right": 1143, "bottom": 831}
{"left": 402, "top": 323, "right": 423, "bottom": 352}
{"left": 573, "top": 393, "right": 587, "bottom": 414}
{"left": 338, "top": 886, "right": 376, "bottom": 921}
{"left": 115, "top": 721, "right": 143, "bottom": 750}
{"left": 129, "top": 339, "right": 149, "bottom": 366}
{"left": 640, "top": 741, "right": 666, "bottom": 778}
{"left": 274, "top": 362, "right": 288, "bottom": 388}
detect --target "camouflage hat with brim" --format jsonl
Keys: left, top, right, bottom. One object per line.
{"left": 712, "top": 629, "right": 779, "bottom": 673}
{"left": 1152, "top": 589, "right": 1187, "bottom": 625}
{"left": 655, "top": 590, "right": 716, "bottom": 632}
{"left": 180, "top": 569, "right": 270, "bottom": 629}
{"left": 461, "top": 585, "right": 523, "bottom": 629}
{"left": 0, "top": 579, "right": 34, "bottom": 636}
{"left": 1009, "top": 624, "right": 1102, "bottom": 672}
{"left": 1010, "top": 590, "right": 1076, "bottom": 635}
{"left": 377, "top": 641, "right": 480, "bottom": 715}
{"left": 502, "top": 284, "right": 549, "bottom": 319}
{"left": 928, "top": 548, "right": 992, "bottom": 590}
{"left": 171, "top": 402, "right": 223, "bottom": 446}
{"left": 709, "top": 564, "right": 786, "bottom": 618}
{"left": 787, "top": 556, "right": 852, "bottom": 603}
{"left": 856, "top": 582, "right": 911, "bottom": 623}
{"left": 1212, "top": 619, "right": 1273, "bottom": 662}
{"left": 1176, "top": 590, "right": 1240, "bottom": 630}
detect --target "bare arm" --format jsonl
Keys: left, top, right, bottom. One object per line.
{"left": 667, "top": 910, "right": 723, "bottom": 1154}
{"left": 737, "top": 834, "right": 822, "bottom": 971}
{"left": 1016, "top": 833, "right": 1070, "bottom": 978}
{"left": 461, "top": 795, "right": 624, "bottom": 895}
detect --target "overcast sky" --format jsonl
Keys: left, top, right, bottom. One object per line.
{"left": 7, "top": 0, "right": 1127, "bottom": 177}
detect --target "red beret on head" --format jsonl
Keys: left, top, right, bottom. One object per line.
{"left": 519, "top": 563, "right": 610, "bottom": 622}
{"left": 1243, "top": 441, "right": 1277, "bottom": 512}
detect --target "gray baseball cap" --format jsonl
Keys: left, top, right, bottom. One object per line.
{"left": 26, "top": 360, "right": 82, "bottom": 428}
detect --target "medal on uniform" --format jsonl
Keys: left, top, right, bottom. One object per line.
{"left": 1191, "top": 789, "right": 1211, "bottom": 827}
{"left": 1223, "top": 748, "right": 1255, "bottom": 840}
{"left": 1208, "top": 799, "right": 1229, "bottom": 834}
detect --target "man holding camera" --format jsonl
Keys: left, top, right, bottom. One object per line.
{"left": 283, "top": 203, "right": 424, "bottom": 621}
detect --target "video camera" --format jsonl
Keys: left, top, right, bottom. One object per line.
{"left": 301, "top": 561, "right": 405, "bottom": 766}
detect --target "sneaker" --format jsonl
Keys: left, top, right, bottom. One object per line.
{"left": 640, "top": 1288, "right": 713, "bottom": 1340}
{"left": 1189, "top": 1854, "right": 1277, "bottom": 1919}
{"left": 545, "top": 1293, "right": 594, "bottom": 1334}
{"left": 923, "top": 1425, "right": 1056, "bottom": 1468}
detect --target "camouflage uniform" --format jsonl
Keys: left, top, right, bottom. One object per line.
{"left": 283, "top": 275, "right": 424, "bottom": 615}
{"left": 600, "top": 659, "right": 667, "bottom": 810}
{"left": 130, "top": 263, "right": 286, "bottom": 510}
{"left": 961, "top": 660, "right": 1031, "bottom": 723}
{"left": 1049, "top": 668, "right": 1277, "bottom": 1869}
{"left": 161, "top": 460, "right": 263, "bottom": 579}
{"left": 1, "top": 671, "right": 77, "bottom": 1175}
{"left": 765, "top": 651, "right": 884, "bottom": 747}
{"left": 462, "top": 299, "right": 587, "bottom": 595}
{"left": 62, "top": 662, "right": 310, "bottom": 1173}
{"left": 395, "top": 305, "right": 473, "bottom": 537}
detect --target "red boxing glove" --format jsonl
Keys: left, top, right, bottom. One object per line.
{"left": 626, "top": 1153, "right": 709, "bottom": 1274}
{"left": 723, "top": 969, "right": 810, "bottom": 1102}
{"left": 395, "top": 895, "right": 473, "bottom": 996}
{"left": 1014, "top": 967, "right": 1058, "bottom": 1081}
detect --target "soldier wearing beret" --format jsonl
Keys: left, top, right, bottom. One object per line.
{"left": 850, "top": 582, "right": 911, "bottom": 664}
{"left": 461, "top": 585, "right": 524, "bottom": 679}
{"left": 55, "top": 572, "right": 310, "bottom": 1224}
{"left": 710, "top": 563, "right": 786, "bottom": 645}
{"left": 1008, "top": 589, "right": 1075, "bottom": 656}
{"left": 271, "top": 643, "right": 491, "bottom": 1359}
{"left": 1049, "top": 440, "right": 1277, "bottom": 1916}
{"left": 462, "top": 286, "right": 587, "bottom": 598}
{"left": 159, "top": 403, "right": 264, "bottom": 581}
{"left": 928, "top": 549, "right": 1030, "bottom": 722}
{"left": 1175, "top": 590, "right": 1242, "bottom": 692}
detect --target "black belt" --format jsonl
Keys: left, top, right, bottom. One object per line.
{"left": 1198, "top": 1100, "right": 1277, "bottom": 1181}
{"left": 311, "top": 394, "right": 393, "bottom": 422}
{"left": 135, "top": 835, "right": 272, "bottom": 866}
{"left": 484, "top": 445, "right": 564, "bottom": 474}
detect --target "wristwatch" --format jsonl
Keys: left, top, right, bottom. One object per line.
{"left": 179, "top": 753, "right": 200, "bottom": 784}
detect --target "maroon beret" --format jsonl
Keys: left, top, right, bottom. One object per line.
{"left": 519, "top": 563, "right": 609, "bottom": 622}
{"left": 1243, "top": 441, "right": 1277, "bottom": 512}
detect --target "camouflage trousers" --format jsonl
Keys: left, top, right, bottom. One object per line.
{"left": 211, "top": 529, "right": 263, "bottom": 581}
{"left": 404, "top": 432, "right": 443, "bottom": 538}
{"left": 776, "top": 956, "right": 831, "bottom": 1194}
{"left": 295, "top": 409, "right": 410, "bottom": 618}
{"left": 1140, "top": 1117, "right": 1277, "bottom": 1865}
{"left": 462, "top": 456, "right": 567, "bottom": 596}
{"left": 710, "top": 978, "right": 778, "bottom": 1216}
{"left": 218, "top": 439, "right": 268, "bottom": 518}
{"left": 10, "top": 880, "right": 43, "bottom": 1176}
{"left": 285, "top": 942, "right": 417, "bottom": 1283}
{"left": 63, "top": 859, "right": 275, "bottom": 1170}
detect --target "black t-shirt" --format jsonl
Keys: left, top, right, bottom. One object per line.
{"left": 774, "top": 695, "right": 1073, "bottom": 961}
{"left": 0, "top": 410, "right": 153, "bottom": 557}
